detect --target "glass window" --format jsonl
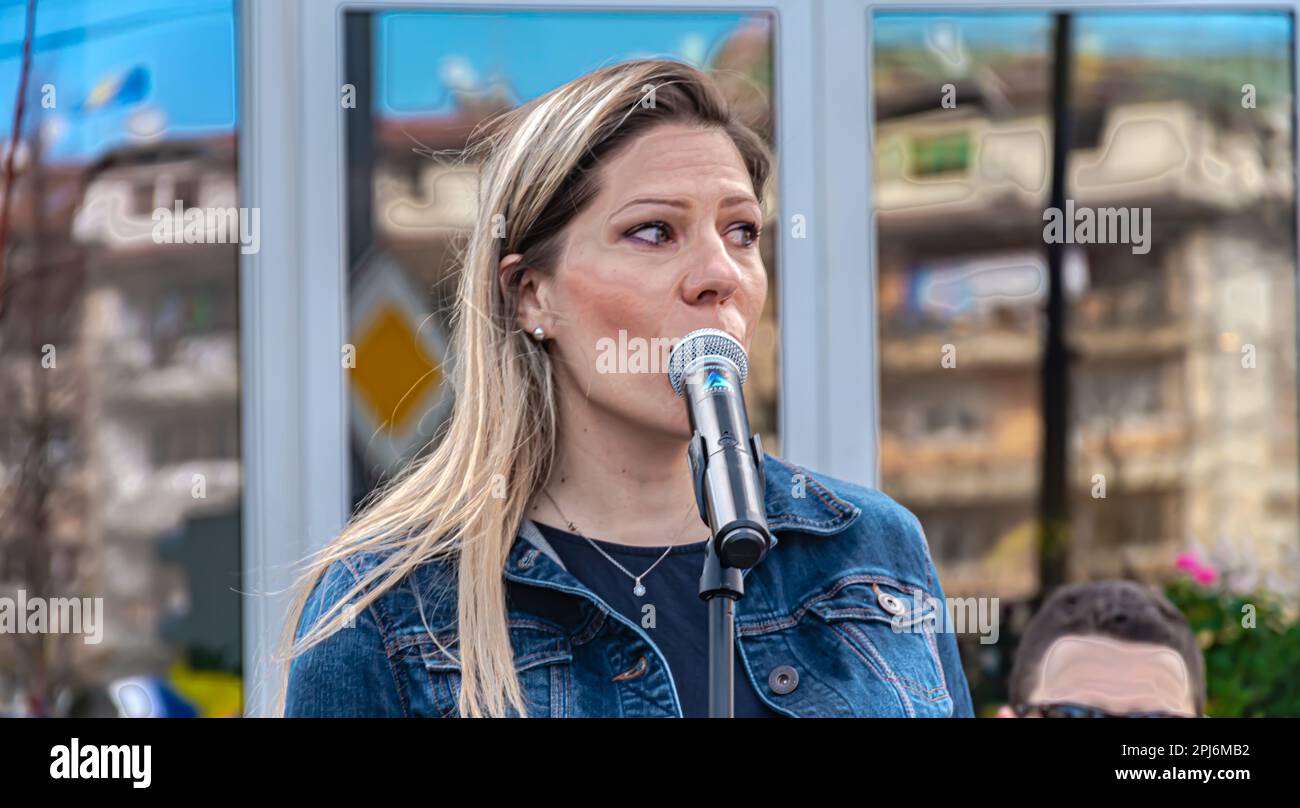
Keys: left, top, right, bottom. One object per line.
{"left": 874, "top": 12, "right": 1054, "bottom": 602}
{"left": 0, "top": 0, "right": 241, "bottom": 717}
{"left": 873, "top": 9, "right": 1298, "bottom": 715}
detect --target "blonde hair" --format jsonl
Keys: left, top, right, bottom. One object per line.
{"left": 276, "top": 58, "right": 773, "bottom": 717}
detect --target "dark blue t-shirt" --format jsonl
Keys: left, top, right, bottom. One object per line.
{"left": 534, "top": 521, "right": 783, "bottom": 718}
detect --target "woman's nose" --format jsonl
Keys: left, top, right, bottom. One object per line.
{"left": 680, "top": 232, "right": 742, "bottom": 305}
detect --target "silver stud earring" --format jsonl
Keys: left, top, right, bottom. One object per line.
{"left": 531, "top": 326, "right": 546, "bottom": 341}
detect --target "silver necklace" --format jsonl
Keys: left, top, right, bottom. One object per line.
{"left": 540, "top": 489, "right": 697, "bottom": 598}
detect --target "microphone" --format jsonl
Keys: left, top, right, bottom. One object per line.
{"left": 667, "top": 328, "right": 772, "bottom": 569}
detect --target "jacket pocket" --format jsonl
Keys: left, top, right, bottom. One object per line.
{"left": 394, "top": 619, "right": 574, "bottom": 717}
{"left": 804, "top": 575, "right": 954, "bottom": 717}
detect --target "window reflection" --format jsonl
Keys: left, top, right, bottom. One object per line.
{"left": 0, "top": 0, "right": 241, "bottom": 717}
{"left": 874, "top": 10, "right": 1298, "bottom": 600}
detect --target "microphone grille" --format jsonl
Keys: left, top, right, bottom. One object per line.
{"left": 667, "top": 328, "right": 749, "bottom": 397}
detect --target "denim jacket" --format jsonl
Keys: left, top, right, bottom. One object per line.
{"left": 285, "top": 454, "right": 975, "bottom": 717}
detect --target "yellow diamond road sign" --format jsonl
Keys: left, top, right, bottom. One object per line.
{"left": 352, "top": 305, "right": 441, "bottom": 434}
{"left": 348, "top": 254, "right": 450, "bottom": 472}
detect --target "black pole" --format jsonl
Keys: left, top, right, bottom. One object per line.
{"left": 1037, "top": 12, "right": 1074, "bottom": 609}
{"left": 344, "top": 11, "right": 374, "bottom": 270}
{"left": 344, "top": 12, "right": 376, "bottom": 513}
{"left": 701, "top": 541, "right": 740, "bottom": 717}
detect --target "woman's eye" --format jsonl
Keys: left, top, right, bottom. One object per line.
{"left": 728, "top": 222, "right": 761, "bottom": 248}
{"left": 627, "top": 222, "right": 672, "bottom": 245}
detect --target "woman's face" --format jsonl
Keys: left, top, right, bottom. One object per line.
{"left": 505, "top": 122, "right": 768, "bottom": 441}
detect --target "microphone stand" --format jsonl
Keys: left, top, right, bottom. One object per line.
{"left": 688, "top": 428, "right": 771, "bottom": 718}
{"left": 698, "top": 530, "right": 744, "bottom": 718}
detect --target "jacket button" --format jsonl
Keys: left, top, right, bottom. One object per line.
{"left": 768, "top": 664, "right": 799, "bottom": 695}
{"left": 873, "top": 583, "right": 907, "bottom": 615}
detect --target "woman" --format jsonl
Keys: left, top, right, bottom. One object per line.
{"left": 280, "top": 58, "right": 974, "bottom": 718}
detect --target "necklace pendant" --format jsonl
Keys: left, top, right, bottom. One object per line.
{"left": 633, "top": 581, "right": 646, "bottom": 597}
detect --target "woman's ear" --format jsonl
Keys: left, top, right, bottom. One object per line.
{"left": 499, "top": 252, "right": 549, "bottom": 336}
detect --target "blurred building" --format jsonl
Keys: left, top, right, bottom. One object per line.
{"left": 67, "top": 135, "right": 241, "bottom": 677}
{"left": 875, "top": 66, "right": 1297, "bottom": 600}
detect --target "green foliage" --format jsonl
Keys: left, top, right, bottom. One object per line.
{"left": 1163, "top": 577, "right": 1300, "bottom": 717}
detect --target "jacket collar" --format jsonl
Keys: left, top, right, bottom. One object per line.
{"left": 509, "top": 453, "right": 861, "bottom": 579}
{"left": 759, "top": 453, "right": 862, "bottom": 536}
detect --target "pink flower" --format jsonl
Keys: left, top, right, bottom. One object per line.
{"left": 1176, "top": 552, "right": 1217, "bottom": 585}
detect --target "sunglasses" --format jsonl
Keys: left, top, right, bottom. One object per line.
{"left": 1014, "top": 702, "right": 1196, "bottom": 718}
